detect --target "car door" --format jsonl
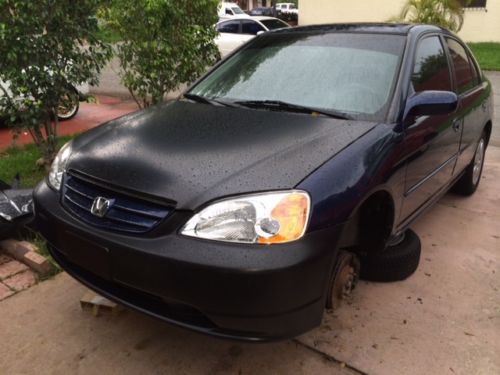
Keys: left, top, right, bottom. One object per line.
{"left": 444, "top": 37, "right": 489, "bottom": 175}
{"left": 215, "top": 20, "right": 244, "bottom": 58}
{"left": 400, "top": 34, "right": 461, "bottom": 221}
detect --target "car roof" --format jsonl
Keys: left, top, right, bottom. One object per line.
{"left": 251, "top": 16, "right": 285, "bottom": 21}
{"left": 271, "top": 22, "right": 449, "bottom": 36}
{"left": 217, "top": 16, "right": 281, "bottom": 23}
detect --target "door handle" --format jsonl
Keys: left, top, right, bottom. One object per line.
{"left": 482, "top": 101, "right": 487, "bottom": 112}
{"left": 452, "top": 119, "right": 462, "bottom": 132}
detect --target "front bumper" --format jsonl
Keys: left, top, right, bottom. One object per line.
{"left": 34, "top": 180, "right": 342, "bottom": 341}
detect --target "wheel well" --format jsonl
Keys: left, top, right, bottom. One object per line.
{"left": 484, "top": 121, "right": 492, "bottom": 146}
{"left": 339, "top": 191, "right": 395, "bottom": 254}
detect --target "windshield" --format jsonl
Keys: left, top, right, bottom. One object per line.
{"left": 261, "top": 19, "right": 290, "bottom": 30}
{"left": 190, "top": 32, "right": 405, "bottom": 121}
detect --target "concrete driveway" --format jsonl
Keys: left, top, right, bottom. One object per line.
{"left": 486, "top": 71, "right": 500, "bottom": 146}
{"left": 0, "top": 147, "right": 498, "bottom": 374}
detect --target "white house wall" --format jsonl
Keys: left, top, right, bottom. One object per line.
{"left": 299, "top": 0, "right": 500, "bottom": 42}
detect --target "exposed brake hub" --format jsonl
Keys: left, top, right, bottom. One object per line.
{"left": 327, "top": 251, "right": 360, "bottom": 310}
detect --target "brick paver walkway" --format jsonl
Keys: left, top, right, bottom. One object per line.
{"left": 0, "top": 95, "right": 139, "bottom": 151}
{"left": 0, "top": 254, "right": 37, "bottom": 301}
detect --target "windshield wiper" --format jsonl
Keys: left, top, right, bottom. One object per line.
{"left": 233, "top": 100, "right": 351, "bottom": 120}
{"left": 183, "top": 93, "right": 236, "bottom": 108}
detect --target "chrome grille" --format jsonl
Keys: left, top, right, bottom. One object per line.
{"left": 62, "top": 173, "right": 172, "bottom": 234}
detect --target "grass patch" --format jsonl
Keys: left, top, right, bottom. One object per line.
{"left": 0, "top": 135, "right": 75, "bottom": 188}
{"left": 468, "top": 42, "right": 500, "bottom": 71}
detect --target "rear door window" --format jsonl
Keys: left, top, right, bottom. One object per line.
{"left": 241, "top": 20, "right": 265, "bottom": 35}
{"left": 445, "top": 38, "right": 477, "bottom": 94}
{"left": 216, "top": 21, "right": 240, "bottom": 34}
{"left": 412, "top": 36, "right": 452, "bottom": 92}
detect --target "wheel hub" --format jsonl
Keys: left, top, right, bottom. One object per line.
{"left": 328, "top": 252, "right": 360, "bottom": 309}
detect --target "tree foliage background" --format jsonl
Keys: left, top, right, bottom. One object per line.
{"left": 103, "top": 0, "right": 220, "bottom": 108}
{"left": 0, "top": 0, "right": 111, "bottom": 164}
{"left": 394, "top": 0, "right": 471, "bottom": 32}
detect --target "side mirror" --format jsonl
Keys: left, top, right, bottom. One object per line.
{"left": 256, "top": 30, "right": 265, "bottom": 35}
{"left": 404, "top": 91, "right": 458, "bottom": 119}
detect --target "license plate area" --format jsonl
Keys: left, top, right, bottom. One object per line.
{"left": 57, "top": 231, "right": 111, "bottom": 280}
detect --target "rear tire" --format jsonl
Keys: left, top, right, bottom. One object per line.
{"left": 452, "top": 132, "right": 487, "bottom": 196}
{"left": 359, "top": 229, "right": 421, "bottom": 282}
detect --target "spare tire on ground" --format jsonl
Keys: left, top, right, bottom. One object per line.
{"left": 359, "top": 229, "right": 421, "bottom": 282}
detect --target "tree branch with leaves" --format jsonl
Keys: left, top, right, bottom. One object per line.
{"left": 0, "top": 0, "right": 112, "bottom": 165}
{"left": 393, "top": 0, "right": 471, "bottom": 32}
{"left": 102, "top": 0, "right": 220, "bottom": 109}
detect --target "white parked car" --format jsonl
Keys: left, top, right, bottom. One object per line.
{"left": 217, "top": 2, "right": 250, "bottom": 20}
{"left": 275, "top": 3, "right": 298, "bottom": 15}
{"left": 215, "top": 16, "right": 290, "bottom": 58}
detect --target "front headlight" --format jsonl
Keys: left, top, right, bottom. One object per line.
{"left": 181, "top": 190, "right": 310, "bottom": 244}
{"left": 48, "top": 141, "right": 73, "bottom": 190}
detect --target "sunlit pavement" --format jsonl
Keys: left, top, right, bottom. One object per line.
{"left": 0, "top": 96, "right": 139, "bottom": 152}
{"left": 486, "top": 71, "right": 500, "bottom": 147}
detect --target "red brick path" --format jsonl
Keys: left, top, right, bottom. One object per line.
{"left": 0, "top": 95, "right": 139, "bottom": 151}
{"left": 0, "top": 256, "right": 36, "bottom": 300}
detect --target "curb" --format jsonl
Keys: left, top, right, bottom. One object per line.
{"left": 0, "top": 239, "right": 52, "bottom": 276}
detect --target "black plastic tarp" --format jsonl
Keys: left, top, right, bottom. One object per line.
{"left": 0, "top": 182, "right": 33, "bottom": 239}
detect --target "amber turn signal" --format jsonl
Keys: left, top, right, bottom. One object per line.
{"left": 258, "top": 192, "right": 310, "bottom": 244}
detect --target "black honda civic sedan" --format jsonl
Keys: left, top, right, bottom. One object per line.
{"left": 34, "top": 23, "right": 493, "bottom": 341}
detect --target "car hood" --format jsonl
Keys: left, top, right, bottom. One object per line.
{"left": 68, "top": 101, "right": 378, "bottom": 209}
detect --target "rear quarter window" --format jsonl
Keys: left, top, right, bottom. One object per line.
{"left": 241, "top": 20, "right": 265, "bottom": 35}
{"left": 261, "top": 19, "right": 289, "bottom": 30}
{"left": 446, "top": 38, "right": 478, "bottom": 94}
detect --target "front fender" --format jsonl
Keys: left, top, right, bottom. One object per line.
{"left": 297, "top": 124, "right": 406, "bottom": 234}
